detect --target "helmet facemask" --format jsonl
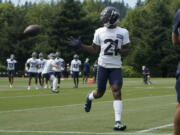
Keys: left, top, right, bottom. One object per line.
{"left": 100, "top": 7, "right": 120, "bottom": 28}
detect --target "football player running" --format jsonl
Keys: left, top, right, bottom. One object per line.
{"left": 172, "top": 9, "right": 180, "bottom": 135}
{"left": 6, "top": 54, "right": 17, "bottom": 88}
{"left": 70, "top": 54, "right": 81, "bottom": 88}
{"left": 37, "top": 53, "right": 46, "bottom": 89}
{"left": 25, "top": 52, "right": 39, "bottom": 90}
{"left": 42, "top": 53, "right": 59, "bottom": 93}
{"left": 68, "top": 7, "right": 130, "bottom": 130}
{"left": 53, "top": 52, "right": 64, "bottom": 88}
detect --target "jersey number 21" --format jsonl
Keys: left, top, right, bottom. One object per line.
{"left": 104, "top": 39, "right": 119, "bottom": 56}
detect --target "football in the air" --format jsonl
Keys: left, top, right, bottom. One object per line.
{"left": 23, "top": 24, "right": 41, "bottom": 36}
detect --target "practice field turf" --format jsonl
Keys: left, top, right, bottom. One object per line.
{"left": 0, "top": 77, "right": 177, "bottom": 135}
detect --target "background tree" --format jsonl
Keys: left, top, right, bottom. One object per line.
{"left": 0, "top": 0, "right": 180, "bottom": 77}
{"left": 122, "top": 0, "right": 180, "bottom": 77}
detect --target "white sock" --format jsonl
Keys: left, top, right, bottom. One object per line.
{"left": 50, "top": 75, "right": 57, "bottom": 90}
{"left": 53, "top": 78, "right": 57, "bottom": 90}
{"left": 113, "top": 100, "right": 122, "bottom": 122}
{"left": 88, "top": 91, "right": 95, "bottom": 100}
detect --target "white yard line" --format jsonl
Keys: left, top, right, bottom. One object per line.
{"left": 0, "top": 94, "right": 175, "bottom": 113}
{"left": 137, "top": 124, "right": 173, "bottom": 133}
{"left": 133, "top": 86, "right": 174, "bottom": 89}
{"left": 0, "top": 129, "right": 172, "bottom": 135}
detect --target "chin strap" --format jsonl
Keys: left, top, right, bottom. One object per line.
{"left": 104, "top": 19, "right": 119, "bottom": 28}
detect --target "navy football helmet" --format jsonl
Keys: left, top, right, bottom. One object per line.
{"left": 39, "top": 52, "right": 43, "bottom": 58}
{"left": 73, "top": 54, "right": 79, "bottom": 60}
{"left": 32, "top": 52, "right": 37, "bottom": 58}
{"left": 49, "top": 53, "right": 56, "bottom": 59}
{"left": 100, "top": 6, "right": 120, "bottom": 27}
{"left": 10, "top": 54, "right": 15, "bottom": 59}
{"left": 56, "top": 52, "right": 61, "bottom": 57}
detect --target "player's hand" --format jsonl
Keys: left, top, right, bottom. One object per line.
{"left": 67, "top": 36, "right": 82, "bottom": 47}
{"left": 25, "top": 67, "right": 28, "bottom": 72}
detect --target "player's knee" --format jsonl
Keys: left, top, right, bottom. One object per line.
{"left": 94, "top": 90, "right": 104, "bottom": 98}
{"left": 112, "top": 87, "right": 121, "bottom": 99}
{"left": 114, "top": 91, "right": 121, "bottom": 98}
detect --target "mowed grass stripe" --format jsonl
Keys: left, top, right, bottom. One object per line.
{"left": 0, "top": 129, "right": 173, "bottom": 135}
{"left": 0, "top": 94, "right": 175, "bottom": 113}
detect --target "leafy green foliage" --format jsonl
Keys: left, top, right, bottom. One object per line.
{"left": 122, "top": 0, "right": 180, "bottom": 77}
{"left": 122, "top": 65, "right": 141, "bottom": 77}
{"left": 0, "top": 63, "right": 6, "bottom": 72}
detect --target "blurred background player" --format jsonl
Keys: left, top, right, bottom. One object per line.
{"left": 42, "top": 53, "right": 59, "bottom": 93}
{"left": 83, "top": 58, "right": 90, "bottom": 84}
{"left": 66, "top": 63, "right": 71, "bottom": 79}
{"left": 142, "top": 65, "right": 146, "bottom": 83}
{"left": 6, "top": 54, "right": 17, "bottom": 88}
{"left": 93, "top": 60, "right": 98, "bottom": 83}
{"left": 142, "top": 66, "right": 152, "bottom": 85}
{"left": 68, "top": 6, "right": 130, "bottom": 130}
{"left": 25, "top": 52, "right": 39, "bottom": 90}
{"left": 37, "top": 52, "right": 46, "bottom": 89}
{"left": 172, "top": 8, "right": 180, "bottom": 135}
{"left": 54, "top": 52, "right": 64, "bottom": 88}
{"left": 61, "top": 64, "right": 65, "bottom": 80}
{"left": 70, "top": 54, "right": 81, "bottom": 88}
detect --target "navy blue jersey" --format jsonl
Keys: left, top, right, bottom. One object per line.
{"left": 83, "top": 62, "right": 90, "bottom": 73}
{"left": 142, "top": 68, "right": 150, "bottom": 74}
{"left": 144, "top": 68, "right": 150, "bottom": 73}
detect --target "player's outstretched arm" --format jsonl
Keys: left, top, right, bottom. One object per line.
{"left": 67, "top": 36, "right": 99, "bottom": 54}
{"left": 25, "top": 62, "right": 29, "bottom": 72}
{"left": 81, "top": 43, "right": 99, "bottom": 54}
{"left": 25, "top": 62, "right": 28, "bottom": 68}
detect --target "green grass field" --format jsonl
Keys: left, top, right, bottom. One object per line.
{"left": 0, "top": 77, "right": 177, "bottom": 135}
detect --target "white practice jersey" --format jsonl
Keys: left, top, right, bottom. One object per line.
{"left": 26, "top": 58, "right": 39, "bottom": 73}
{"left": 37, "top": 59, "right": 47, "bottom": 73}
{"left": 70, "top": 59, "right": 81, "bottom": 72}
{"left": 93, "top": 26, "right": 130, "bottom": 68}
{"left": 53, "top": 58, "right": 64, "bottom": 72}
{"left": 42, "top": 59, "right": 56, "bottom": 74}
{"left": 6, "top": 59, "right": 17, "bottom": 70}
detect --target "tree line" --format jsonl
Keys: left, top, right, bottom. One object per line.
{"left": 121, "top": 0, "right": 180, "bottom": 77}
{"left": 0, "top": 0, "right": 180, "bottom": 77}
{"left": 0, "top": 0, "right": 129, "bottom": 74}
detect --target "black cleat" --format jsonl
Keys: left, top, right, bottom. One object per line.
{"left": 84, "top": 94, "right": 92, "bottom": 112}
{"left": 113, "top": 121, "right": 126, "bottom": 131}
